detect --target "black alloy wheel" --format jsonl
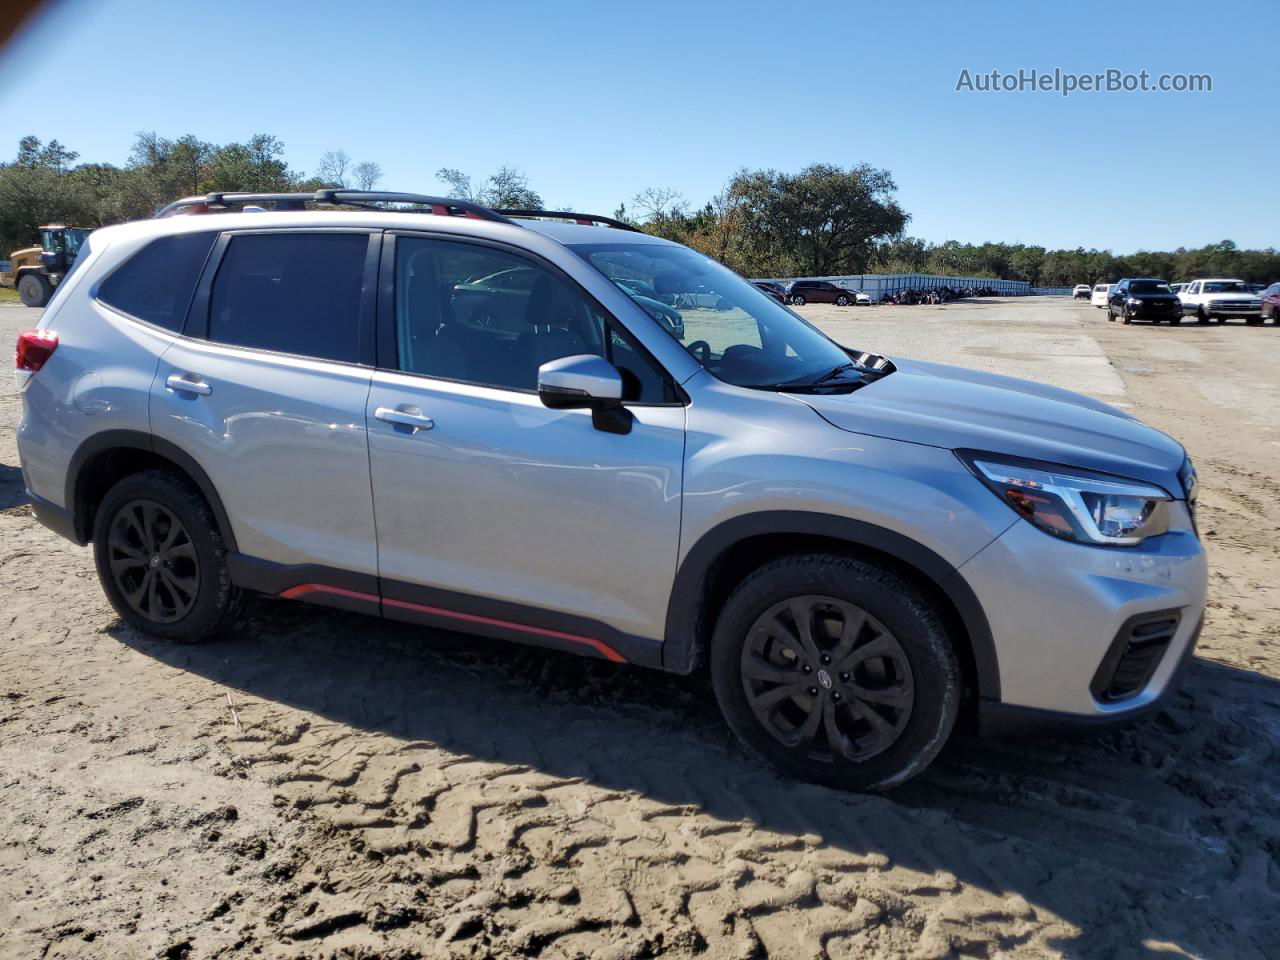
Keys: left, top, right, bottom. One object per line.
{"left": 741, "top": 596, "right": 913, "bottom": 762}
{"left": 106, "top": 499, "right": 200, "bottom": 623}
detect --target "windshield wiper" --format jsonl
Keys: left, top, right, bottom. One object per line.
{"left": 770, "top": 362, "right": 861, "bottom": 391}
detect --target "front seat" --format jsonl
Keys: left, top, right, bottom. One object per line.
{"left": 509, "top": 274, "right": 588, "bottom": 389}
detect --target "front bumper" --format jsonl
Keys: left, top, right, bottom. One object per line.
{"left": 1130, "top": 301, "right": 1182, "bottom": 319}
{"left": 979, "top": 615, "right": 1201, "bottom": 736}
{"left": 958, "top": 510, "right": 1206, "bottom": 720}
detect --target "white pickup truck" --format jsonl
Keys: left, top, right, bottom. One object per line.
{"left": 1178, "top": 278, "right": 1264, "bottom": 324}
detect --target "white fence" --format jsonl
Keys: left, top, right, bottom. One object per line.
{"left": 757, "top": 273, "right": 1072, "bottom": 298}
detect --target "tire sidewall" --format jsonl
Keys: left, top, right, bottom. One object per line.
{"left": 92, "top": 471, "right": 236, "bottom": 642}
{"left": 710, "top": 557, "right": 959, "bottom": 791}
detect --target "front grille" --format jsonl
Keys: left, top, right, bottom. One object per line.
{"left": 1091, "top": 612, "right": 1181, "bottom": 703}
{"left": 1209, "top": 299, "right": 1261, "bottom": 310}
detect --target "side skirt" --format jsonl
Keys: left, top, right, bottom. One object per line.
{"left": 226, "top": 553, "right": 662, "bottom": 668}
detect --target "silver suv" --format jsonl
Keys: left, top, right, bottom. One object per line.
{"left": 15, "top": 190, "right": 1207, "bottom": 790}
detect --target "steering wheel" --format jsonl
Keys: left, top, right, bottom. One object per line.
{"left": 686, "top": 340, "right": 712, "bottom": 365}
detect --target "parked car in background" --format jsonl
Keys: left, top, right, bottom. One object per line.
{"left": 1178, "top": 279, "right": 1264, "bottom": 324}
{"left": 1107, "top": 278, "right": 1183, "bottom": 324}
{"left": 1170, "top": 283, "right": 1188, "bottom": 296}
{"left": 1260, "top": 282, "right": 1280, "bottom": 323}
{"left": 1090, "top": 284, "right": 1112, "bottom": 308}
{"left": 751, "top": 280, "right": 789, "bottom": 304}
{"left": 786, "top": 279, "right": 863, "bottom": 306}
{"left": 1073, "top": 284, "right": 1091, "bottom": 299}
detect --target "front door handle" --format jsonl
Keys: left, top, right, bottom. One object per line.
{"left": 166, "top": 374, "right": 212, "bottom": 396}
{"left": 375, "top": 406, "right": 434, "bottom": 432}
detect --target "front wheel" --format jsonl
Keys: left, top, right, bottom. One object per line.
{"left": 93, "top": 469, "right": 244, "bottom": 643}
{"left": 1198, "top": 307, "right": 1211, "bottom": 324}
{"left": 1122, "top": 307, "right": 1132, "bottom": 324}
{"left": 835, "top": 295, "right": 849, "bottom": 306}
{"left": 710, "top": 554, "right": 960, "bottom": 792}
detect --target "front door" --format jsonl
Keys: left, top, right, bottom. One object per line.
{"left": 364, "top": 233, "right": 685, "bottom": 666}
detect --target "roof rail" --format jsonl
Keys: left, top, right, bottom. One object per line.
{"left": 154, "top": 190, "right": 514, "bottom": 223}
{"left": 495, "top": 209, "right": 641, "bottom": 233}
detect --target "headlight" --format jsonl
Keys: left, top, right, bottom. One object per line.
{"left": 1127, "top": 297, "right": 1143, "bottom": 305}
{"left": 960, "top": 453, "right": 1173, "bottom": 546}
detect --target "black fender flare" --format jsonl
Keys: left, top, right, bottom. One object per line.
{"left": 662, "top": 511, "right": 1000, "bottom": 700}
{"left": 65, "top": 429, "right": 237, "bottom": 552}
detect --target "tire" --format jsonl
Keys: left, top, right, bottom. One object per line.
{"left": 1198, "top": 307, "right": 1211, "bottom": 324}
{"left": 1245, "top": 316, "right": 1262, "bottom": 326}
{"left": 835, "top": 295, "right": 849, "bottom": 306}
{"left": 791, "top": 294, "right": 806, "bottom": 306}
{"left": 17, "top": 273, "right": 51, "bottom": 308}
{"left": 710, "top": 554, "right": 960, "bottom": 792}
{"left": 1106, "top": 307, "right": 1115, "bottom": 321}
{"left": 93, "top": 469, "right": 244, "bottom": 643}
{"left": 1122, "top": 307, "right": 1132, "bottom": 324}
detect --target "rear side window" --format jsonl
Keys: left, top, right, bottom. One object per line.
{"left": 96, "top": 232, "right": 216, "bottom": 331}
{"left": 208, "top": 233, "right": 368, "bottom": 363}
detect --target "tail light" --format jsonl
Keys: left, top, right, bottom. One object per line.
{"left": 15, "top": 329, "right": 58, "bottom": 382}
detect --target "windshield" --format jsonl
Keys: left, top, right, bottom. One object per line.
{"left": 1203, "top": 281, "right": 1249, "bottom": 293}
{"left": 570, "top": 242, "right": 857, "bottom": 389}
{"left": 1129, "top": 280, "right": 1172, "bottom": 294}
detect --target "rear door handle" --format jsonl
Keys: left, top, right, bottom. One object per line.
{"left": 166, "top": 374, "right": 212, "bottom": 396}
{"left": 374, "top": 406, "right": 434, "bottom": 432}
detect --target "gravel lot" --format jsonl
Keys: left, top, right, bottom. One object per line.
{"left": 1, "top": 297, "right": 1278, "bottom": 959}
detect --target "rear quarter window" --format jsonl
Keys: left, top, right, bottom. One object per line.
{"left": 96, "top": 232, "right": 217, "bottom": 332}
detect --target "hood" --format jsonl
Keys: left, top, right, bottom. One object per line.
{"left": 1200, "top": 291, "right": 1258, "bottom": 301}
{"left": 796, "top": 357, "right": 1186, "bottom": 493}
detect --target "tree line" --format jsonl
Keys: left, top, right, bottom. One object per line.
{"left": 2, "top": 135, "right": 1275, "bottom": 286}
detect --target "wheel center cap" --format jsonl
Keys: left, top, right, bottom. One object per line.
{"left": 150, "top": 555, "right": 161, "bottom": 568}
{"left": 817, "top": 669, "right": 833, "bottom": 690}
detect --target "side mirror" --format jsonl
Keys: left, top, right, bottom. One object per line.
{"left": 537, "top": 354, "right": 631, "bottom": 435}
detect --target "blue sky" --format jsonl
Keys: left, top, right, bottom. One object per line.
{"left": 1, "top": 0, "right": 1275, "bottom": 252}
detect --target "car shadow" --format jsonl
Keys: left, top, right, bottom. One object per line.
{"left": 0, "top": 462, "right": 29, "bottom": 511}
{"left": 115, "top": 598, "right": 1279, "bottom": 958}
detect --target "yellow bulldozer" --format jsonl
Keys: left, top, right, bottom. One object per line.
{"left": 0, "top": 225, "right": 91, "bottom": 307}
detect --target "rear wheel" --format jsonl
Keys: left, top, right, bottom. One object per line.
{"left": 17, "top": 273, "right": 51, "bottom": 308}
{"left": 791, "top": 294, "right": 806, "bottom": 306}
{"left": 93, "top": 469, "right": 244, "bottom": 642}
{"left": 710, "top": 554, "right": 960, "bottom": 791}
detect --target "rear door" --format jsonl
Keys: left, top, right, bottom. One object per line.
{"left": 363, "top": 232, "right": 686, "bottom": 664}
{"left": 150, "top": 228, "right": 382, "bottom": 590}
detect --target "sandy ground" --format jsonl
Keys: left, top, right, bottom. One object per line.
{"left": 1, "top": 297, "right": 1277, "bottom": 960}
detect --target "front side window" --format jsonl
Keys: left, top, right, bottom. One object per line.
{"left": 208, "top": 232, "right": 368, "bottom": 363}
{"left": 393, "top": 236, "right": 670, "bottom": 401}
{"left": 572, "top": 241, "right": 858, "bottom": 390}
{"left": 97, "top": 231, "right": 217, "bottom": 332}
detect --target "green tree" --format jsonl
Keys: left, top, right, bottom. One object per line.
{"left": 723, "top": 163, "right": 909, "bottom": 277}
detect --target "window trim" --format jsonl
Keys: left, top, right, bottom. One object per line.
{"left": 377, "top": 229, "right": 687, "bottom": 407}
{"left": 91, "top": 230, "right": 219, "bottom": 335}
{"left": 185, "top": 226, "right": 381, "bottom": 368}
